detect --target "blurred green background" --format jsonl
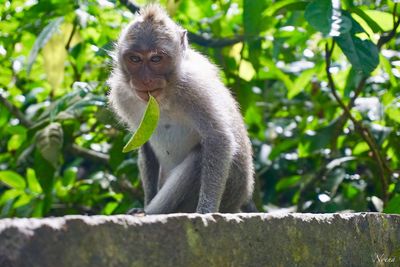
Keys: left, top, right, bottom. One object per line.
{"left": 0, "top": 0, "right": 399, "bottom": 217}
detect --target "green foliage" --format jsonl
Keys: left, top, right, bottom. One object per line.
{"left": 0, "top": 0, "right": 399, "bottom": 217}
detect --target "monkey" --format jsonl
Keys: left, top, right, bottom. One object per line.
{"left": 107, "top": 4, "right": 255, "bottom": 214}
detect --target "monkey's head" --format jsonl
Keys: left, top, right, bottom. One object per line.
{"left": 117, "top": 5, "right": 187, "bottom": 102}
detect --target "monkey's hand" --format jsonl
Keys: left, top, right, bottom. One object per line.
{"left": 127, "top": 207, "right": 146, "bottom": 216}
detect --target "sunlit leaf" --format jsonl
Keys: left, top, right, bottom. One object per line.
{"left": 102, "top": 202, "right": 119, "bottom": 215}
{"left": 123, "top": 95, "right": 160, "bottom": 153}
{"left": 7, "top": 133, "right": 26, "bottom": 151}
{"left": 62, "top": 167, "right": 78, "bottom": 186}
{"left": 239, "top": 60, "right": 256, "bottom": 82}
{"left": 363, "top": 10, "right": 394, "bottom": 31}
{"left": 350, "top": 7, "right": 383, "bottom": 33}
{"left": 13, "top": 194, "right": 33, "bottom": 209}
{"left": 0, "top": 170, "right": 26, "bottom": 190}
{"left": 26, "top": 168, "right": 42, "bottom": 194}
{"left": 42, "top": 24, "right": 68, "bottom": 95}
{"left": 27, "top": 17, "right": 64, "bottom": 75}
{"left": 386, "top": 105, "right": 400, "bottom": 123}
{"left": 0, "top": 189, "right": 21, "bottom": 206}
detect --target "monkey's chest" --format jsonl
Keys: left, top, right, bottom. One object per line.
{"left": 150, "top": 120, "right": 200, "bottom": 173}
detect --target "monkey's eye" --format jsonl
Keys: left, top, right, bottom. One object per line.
{"left": 150, "top": 55, "right": 162, "bottom": 63}
{"left": 129, "top": 55, "right": 141, "bottom": 63}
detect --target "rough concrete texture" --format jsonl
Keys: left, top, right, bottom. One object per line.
{"left": 0, "top": 213, "right": 400, "bottom": 267}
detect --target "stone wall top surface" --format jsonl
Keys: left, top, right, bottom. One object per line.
{"left": 1, "top": 213, "right": 399, "bottom": 267}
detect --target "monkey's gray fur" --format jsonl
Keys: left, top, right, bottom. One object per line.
{"left": 108, "top": 4, "right": 255, "bottom": 214}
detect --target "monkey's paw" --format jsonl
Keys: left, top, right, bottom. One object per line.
{"left": 127, "top": 208, "right": 146, "bottom": 216}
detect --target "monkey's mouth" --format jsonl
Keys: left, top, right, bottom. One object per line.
{"left": 135, "top": 88, "right": 162, "bottom": 102}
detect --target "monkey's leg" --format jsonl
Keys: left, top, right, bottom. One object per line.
{"left": 144, "top": 147, "right": 201, "bottom": 214}
{"left": 138, "top": 143, "right": 160, "bottom": 206}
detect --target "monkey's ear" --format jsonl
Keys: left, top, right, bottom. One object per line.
{"left": 180, "top": 30, "right": 188, "bottom": 50}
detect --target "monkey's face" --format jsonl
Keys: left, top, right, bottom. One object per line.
{"left": 122, "top": 48, "right": 175, "bottom": 102}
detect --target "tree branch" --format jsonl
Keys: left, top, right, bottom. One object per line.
{"left": 187, "top": 32, "right": 244, "bottom": 48}
{"left": 325, "top": 42, "right": 389, "bottom": 203}
{"left": 377, "top": 3, "right": 399, "bottom": 49}
{"left": 67, "top": 144, "right": 110, "bottom": 166}
{"left": 119, "top": 0, "right": 140, "bottom": 14}
{"left": 118, "top": 0, "right": 244, "bottom": 48}
{"left": 0, "top": 94, "right": 32, "bottom": 127}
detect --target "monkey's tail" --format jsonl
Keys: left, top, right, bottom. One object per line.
{"left": 240, "top": 200, "right": 258, "bottom": 213}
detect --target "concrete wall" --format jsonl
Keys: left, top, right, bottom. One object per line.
{"left": 1, "top": 213, "right": 400, "bottom": 267}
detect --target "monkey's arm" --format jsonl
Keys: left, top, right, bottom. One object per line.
{"left": 196, "top": 130, "right": 233, "bottom": 213}
{"left": 138, "top": 143, "right": 160, "bottom": 206}
{"left": 185, "top": 96, "right": 234, "bottom": 213}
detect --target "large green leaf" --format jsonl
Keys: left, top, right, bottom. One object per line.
{"left": 304, "top": 0, "right": 332, "bottom": 35}
{"left": 123, "top": 95, "right": 160, "bottom": 153}
{"left": 27, "top": 17, "right": 64, "bottom": 75}
{"left": 335, "top": 34, "right": 379, "bottom": 75}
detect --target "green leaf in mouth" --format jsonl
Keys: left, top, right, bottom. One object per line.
{"left": 122, "top": 94, "right": 160, "bottom": 153}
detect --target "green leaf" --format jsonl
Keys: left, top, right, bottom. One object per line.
{"left": 344, "top": 68, "right": 363, "bottom": 98}
{"left": 243, "top": 0, "right": 266, "bottom": 70}
{"left": 289, "top": 64, "right": 322, "bottom": 99}
{"left": 304, "top": 0, "right": 332, "bottom": 35}
{"left": 62, "top": 167, "right": 77, "bottom": 187}
{"left": 239, "top": 60, "right": 256, "bottom": 82}
{"left": 243, "top": 0, "right": 267, "bottom": 38}
{"left": 26, "top": 168, "right": 42, "bottom": 194}
{"left": 245, "top": 106, "right": 266, "bottom": 141}
{"left": 350, "top": 7, "right": 383, "bottom": 33}
{"left": 102, "top": 202, "right": 119, "bottom": 215}
{"left": 123, "top": 95, "right": 160, "bottom": 153}
{"left": 34, "top": 150, "right": 55, "bottom": 214}
{"left": 0, "top": 170, "right": 26, "bottom": 190}
{"left": 264, "top": 0, "right": 309, "bottom": 16}
{"left": 299, "top": 119, "right": 339, "bottom": 157}
{"left": 7, "top": 133, "right": 27, "bottom": 151}
{"left": 276, "top": 175, "right": 301, "bottom": 191}
{"left": 335, "top": 34, "right": 379, "bottom": 75}
{"left": 13, "top": 194, "right": 33, "bottom": 209}
{"left": 27, "top": 17, "right": 64, "bottom": 75}
{"left": 0, "top": 189, "right": 21, "bottom": 206}
{"left": 363, "top": 10, "right": 394, "bottom": 31}
{"left": 334, "top": 12, "right": 379, "bottom": 75}
{"left": 384, "top": 194, "right": 400, "bottom": 214}
{"left": 386, "top": 105, "right": 400, "bottom": 124}
{"left": 260, "top": 59, "right": 294, "bottom": 91}
{"left": 42, "top": 24, "right": 67, "bottom": 94}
